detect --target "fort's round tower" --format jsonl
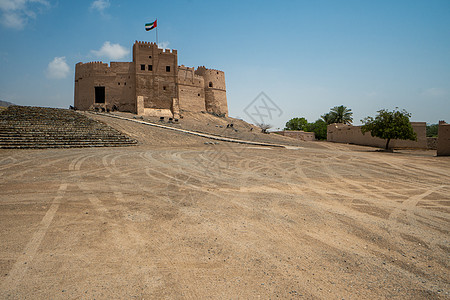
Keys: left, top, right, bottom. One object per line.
{"left": 195, "top": 66, "right": 228, "bottom": 116}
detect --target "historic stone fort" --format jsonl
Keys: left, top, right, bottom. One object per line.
{"left": 74, "top": 41, "right": 228, "bottom": 118}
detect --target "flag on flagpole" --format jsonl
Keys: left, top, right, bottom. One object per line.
{"left": 145, "top": 19, "right": 157, "bottom": 31}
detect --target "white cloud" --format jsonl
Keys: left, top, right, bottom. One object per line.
{"left": 91, "top": 41, "right": 129, "bottom": 60}
{"left": 0, "top": 0, "right": 49, "bottom": 29}
{"left": 90, "top": 0, "right": 109, "bottom": 13}
{"left": 2, "top": 11, "right": 22, "bottom": 28}
{"left": 421, "top": 87, "right": 448, "bottom": 98}
{"left": 158, "top": 41, "right": 170, "bottom": 50}
{"left": 46, "top": 56, "right": 70, "bottom": 79}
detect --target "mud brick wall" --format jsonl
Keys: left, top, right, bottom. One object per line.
{"left": 327, "top": 122, "right": 427, "bottom": 149}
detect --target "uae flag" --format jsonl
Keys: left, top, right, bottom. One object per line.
{"left": 145, "top": 20, "right": 157, "bottom": 31}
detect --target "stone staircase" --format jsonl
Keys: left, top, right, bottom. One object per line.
{"left": 0, "top": 106, "right": 137, "bottom": 149}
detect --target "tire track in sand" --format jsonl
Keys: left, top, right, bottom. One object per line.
{"left": 101, "top": 150, "right": 200, "bottom": 299}
{"left": 0, "top": 183, "right": 67, "bottom": 295}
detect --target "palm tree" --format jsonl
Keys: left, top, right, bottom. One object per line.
{"left": 329, "top": 105, "right": 353, "bottom": 124}
{"left": 321, "top": 112, "right": 334, "bottom": 125}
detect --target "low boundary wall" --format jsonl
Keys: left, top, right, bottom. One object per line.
{"left": 273, "top": 131, "right": 315, "bottom": 141}
{"left": 327, "top": 122, "right": 427, "bottom": 149}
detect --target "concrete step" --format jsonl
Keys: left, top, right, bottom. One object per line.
{"left": 0, "top": 143, "right": 136, "bottom": 149}
{"left": 0, "top": 140, "right": 137, "bottom": 146}
{"left": 0, "top": 134, "right": 134, "bottom": 139}
{"left": 0, "top": 139, "right": 136, "bottom": 144}
{"left": 0, "top": 106, "right": 138, "bottom": 148}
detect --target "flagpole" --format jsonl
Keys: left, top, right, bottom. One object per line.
{"left": 156, "top": 19, "right": 158, "bottom": 46}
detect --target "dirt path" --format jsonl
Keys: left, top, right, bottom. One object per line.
{"left": 0, "top": 123, "right": 449, "bottom": 299}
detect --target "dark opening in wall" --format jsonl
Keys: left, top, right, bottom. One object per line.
{"left": 149, "top": 55, "right": 152, "bottom": 59}
{"left": 198, "top": 93, "right": 200, "bottom": 96}
{"left": 140, "top": 64, "right": 145, "bottom": 71}
{"left": 118, "top": 82, "right": 120, "bottom": 85}
{"left": 148, "top": 65, "right": 152, "bottom": 71}
{"left": 166, "top": 66, "right": 170, "bottom": 72}
{"left": 95, "top": 86, "right": 105, "bottom": 103}
{"left": 209, "top": 82, "right": 213, "bottom": 87}
{"left": 124, "top": 82, "right": 126, "bottom": 86}
{"left": 163, "top": 86, "right": 166, "bottom": 90}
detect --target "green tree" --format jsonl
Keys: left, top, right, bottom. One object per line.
{"left": 306, "top": 119, "right": 328, "bottom": 140}
{"left": 329, "top": 105, "right": 353, "bottom": 124}
{"left": 321, "top": 113, "right": 334, "bottom": 125}
{"left": 285, "top": 117, "right": 308, "bottom": 131}
{"left": 361, "top": 108, "right": 417, "bottom": 150}
{"left": 426, "top": 124, "right": 439, "bottom": 137}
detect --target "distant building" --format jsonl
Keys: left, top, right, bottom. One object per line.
{"left": 437, "top": 121, "right": 450, "bottom": 156}
{"left": 74, "top": 41, "right": 228, "bottom": 118}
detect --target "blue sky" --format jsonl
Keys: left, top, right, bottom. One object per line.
{"left": 0, "top": 0, "right": 449, "bottom": 128}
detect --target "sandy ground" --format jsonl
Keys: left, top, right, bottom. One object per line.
{"left": 0, "top": 115, "right": 449, "bottom": 299}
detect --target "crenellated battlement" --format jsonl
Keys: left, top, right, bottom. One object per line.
{"left": 135, "top": 40, "right": 158, "bottom": 47}
{"left": 133, "top": 40, "right": 177, "bottom": 54}
{"left": 195, "top": 66, "right": 224, "bottom": 74}
{"left": 77, "top": 61, "right": 108, "bottom": 66}
{"left": 179, "top": 65, "right": 196, "bottom": 71}
{"left": 164, "top": 48, "right": 177, "bottom": 54}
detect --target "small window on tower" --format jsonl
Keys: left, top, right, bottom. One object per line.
{"left": 124, "top": 82, "right": 126, "bottom": 86}
{"left": 140, "top": 64, "right": 145, "bottom": 71}
{"left": 149, "top": 55, "right": 152, "bottom": 59}
{"left": 209, "top": 82, "right": 213, "bottom": 88}
{"left": 198, "top": 93, "right": 200, "bottom": 96}
{"left": 163, "top": 86, "right": 166, "bottom": 90}
{"left": 148, "top": 65, "right": 153, "bottom": 71}
{"left": 118, "top": 82, "right": 120, "bottom": 85}
{"left": 166, "top": 66, "right": 170, "bottom": 72}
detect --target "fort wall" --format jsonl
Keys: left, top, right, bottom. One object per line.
{"left": 177, "top": 66, "right": 205, "bottom": 112}
{"left": 327, "top": 122, "right": 427, "bottom": 149}
{"left": 437, "top": 121, "right": 450, "bottom": 156}
{"left": 74, "top": 62, "right": 136, "bottom": 112}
